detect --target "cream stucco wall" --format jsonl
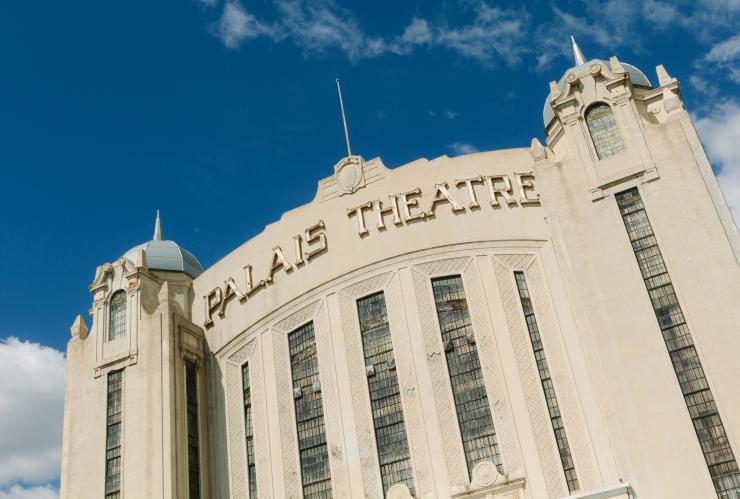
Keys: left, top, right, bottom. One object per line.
{"left": 60, "top": 56, "right": 740, "bottom": 499}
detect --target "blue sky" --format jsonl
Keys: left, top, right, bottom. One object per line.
{"left": 1, "top": 0, "right": 739, "bottom": 497}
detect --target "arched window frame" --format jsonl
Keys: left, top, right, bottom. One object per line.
{"left": 108, "top": 290, "right": 127, "bottom": 341}
{"left": 584, "top": 102, "right": 625, "bottom": 160}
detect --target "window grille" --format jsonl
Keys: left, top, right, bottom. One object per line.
{"left": 356, "top": 292, "right": 415, "bottom": 495}
{"left": 242, "top": 364, "right": 257, "bottom": 499}
{"left": 431, "top": 275, "right": 503, "bottom": 478}
{"left": 105, "top": 370, "right": 123, "bottom": 499}
{"left": 108, "top": 291, "right": 126, "bottom": 341}
{"left": 616, "top": 188, "right": 740, "bottom": 498}
{"left": 585, "top": 103, "right": 625, "bottom": 160}
{"left": 186, "top": 361, "right": 201, "bottom": 499}
{"left": 289, "top": 322, "right": 332, "bottom": 499}
{"left": 514, "top": 271, "right": 579, "bottom": 492}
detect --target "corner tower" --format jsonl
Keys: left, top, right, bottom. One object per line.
{"left": 534, "top": 39, "right": 740, "bottom": 498}
{"left": 60, "top": 213, "right": 208, "bottom": 499}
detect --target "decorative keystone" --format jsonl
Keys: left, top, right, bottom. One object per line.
{"left": 70, "top": 314, "right": 88, "bottom": 339}
{"left": 656, "top": 64, "right": 673, "bottom": 86}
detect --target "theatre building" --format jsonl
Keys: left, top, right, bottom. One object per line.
{"left": 60, "top": 41, "right": 740, "bottom": 499}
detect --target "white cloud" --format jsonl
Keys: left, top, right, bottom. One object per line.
{"left": 214, "top": 2, "right": 275, "bottom": 50}
{"left": 0, "top": 338, "right": 66, "bottom": 487}
{"left": 0, "top": 484, "right": 58, "bottom": 499}
{"left": 449, "top": 142, "right": 480, "bottom": 155}
{"left": 703, "top": 33, "right": 740, "bottom": 83}
{"left": 694, "top": 99, "right": 740, "bottom": 223}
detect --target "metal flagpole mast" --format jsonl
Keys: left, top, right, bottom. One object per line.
{"left": 336, "top": 78, "right": 352, "bottom": 157}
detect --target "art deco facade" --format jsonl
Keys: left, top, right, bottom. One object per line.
{"left": 60, "top": 42, "right": 740, "bottom": 499}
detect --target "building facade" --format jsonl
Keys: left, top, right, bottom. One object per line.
{"left": 60, "top": 42, "right": 740, "bottom": 499}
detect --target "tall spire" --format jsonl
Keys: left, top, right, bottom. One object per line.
{"left": 153, "top": 210, "right": 163, "bottom": 241}
{"left": 335, "top": 78, "right": 352, "bottom": 157}
{"left": 571, "top": 35, "right": 586, "bottom": 66}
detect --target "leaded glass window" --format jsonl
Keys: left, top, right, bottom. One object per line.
{"left": 431, "top": 275, "right": 503, "bottom": 478}
{"left": 356, "top": 292, "right": 415, "bottom": 495}
{"left": 108, "top": 291, "right": 126, "bottom": 341}
{"left": 289, "top": 322, "right": 332, "bottom": 499}
{"left": 186, "top": 361, "right": 201, "bottom": 499}
{"left": 242, "top": 364, "right": 257, "bottom": 499}
{"left": 514, "top": 272, "right": 579, "bottom": 492}
{"left": 585, "top": 103, "right": 625, "bottom": 160}
{"left": 616, "top": 188, "right": 740, "bottom": 498}
{"left": 105, "top": 370, "right": 123, "bottom": 499}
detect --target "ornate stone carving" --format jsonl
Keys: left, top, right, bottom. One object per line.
{"left": 386, "top": 483, "right": 412, "bottom": 499}
{"left": 471, "top": 460, "right": 500, "bottom": 488}
{"left": 334, "top": 155, "right": 365, "bottom": 195}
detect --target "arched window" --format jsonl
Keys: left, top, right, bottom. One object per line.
{"left": 109, "top": 291, "right": 127, "bottom": 341}
{"left": 585, "top": 103, "right": 625, "bottom": 160}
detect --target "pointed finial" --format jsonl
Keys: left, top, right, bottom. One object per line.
{"left": 335, "top": 78, "right": 352, "bottom": 157}
{"left": 571, "top": 35, "right": 586, "bottom": 66}
{"left": 153, "top": 210, "right": 163, "bottom": 241}
{"left": 70, "top": 314, "right": 88, "bottom": 339}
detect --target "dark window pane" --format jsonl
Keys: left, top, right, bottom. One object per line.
{"left": 357, "top": 292, "right": 415, "bottom": 495}
{"left": 616, "top": 188, "right": 740, "bottom": 496}
{"left": 108, "top": 291, "right": 126, "bottom": 341}
{"left": 289, "top": 323, "right": 332, "bottom": 499}
{"left": 186, "top": 362, "right": 201, "bottom": 499}
{"left": 431, "top": 276, "right": 502, "bottom": 478}
{"left": 105, "top": 370, "right": 123, "bottom": 496}
{"left": 243, "top": 364, "right": 257, "bottom": 499}
{"left": 585, "top": 103, "right": 625, "bottom": 160}
{"left": 515, "top": 272, "right": 579, "bottom": 493}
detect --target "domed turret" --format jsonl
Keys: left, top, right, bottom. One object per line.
{"left": 122, "top": 211, "right": 203, "bottom": 278}
{"left": 543, "top": 36, "right": 652, "bottom": 126}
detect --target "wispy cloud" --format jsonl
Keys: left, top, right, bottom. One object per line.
{"left": 0, "top": 338, "right": 65, "bottom": 490}
{"left": 695, "top": 99, "right": 740, "bottom": 224}
{"left": 449, "top": 142, "right": 480, "bottom": 155}
{"left": 0, "top": 484, "right": 58, "bottom": 499}
{"left": 201, "top": 0, "right": 740, "bottom": 83}
{"left": 702, "top": 33, "right": 740, "bottom": 83}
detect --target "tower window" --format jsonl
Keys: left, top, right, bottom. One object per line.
{"left": 514, "top": 271, "right": 579, "bottom": 492}
{"left": 356, "top": 292, "right": 415, "bottom": 495}
{"left": 616, "top": 188, "right": 740, "bottom": 497}
{"left": 105, "top": 370, "right": 123, "bottom": 499}
{"left": 242, "top": 364, "right": 257, "bottom": 499}
{"left": 431, "top": 275, "right": 503, "bottom": 478}
{"left": 108, "top": 291, "right": 127, "bottom": 341}
{"left": 289, "top": 322, "right": 332, "bottom": 499}
{"left": 585, "top": 103, "right": 625, "bottom": 160}
{"left": 186, "top": 361, "right": 201, "bottom": 499}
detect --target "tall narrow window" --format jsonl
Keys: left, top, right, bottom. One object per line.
{"left": 616, "top": 188, "right": 740, "bottom": 498}
{"left": 242, "top": 364, "right": 257, "bottom": 499}
{"left": 105, "top": 370, "right": 123, "bottom": 499}
{"left": 185, "top": 361, "right": 201, "bottom": 499}
{"left": 431, "top": 275, "right": 502, "bottom": 477}
{"left": 289, "top": 322, "right": 332, "bottom": 499}
{"left": 514, "top": 272, "right": 579, "bottom": 492}
{"left": 585, "top": 102, "right": 624, "bottom": 160}
{"left": 108, "top": 291, "right": 126, "bottom": 341}
{"left": 357, "top": 292, "right": 415, "bottom": 495}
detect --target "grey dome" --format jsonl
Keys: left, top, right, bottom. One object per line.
{"left": 122, "top": 211, "right": 203, "bottom": 278}
{"left": 123, "top": 239, "right": 203, "bottom": 278}
{"left": 543, "top": 57, "right": 652, "bottom": 126}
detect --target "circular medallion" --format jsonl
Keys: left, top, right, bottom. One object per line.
{"left": 472, "top": 460, "right": 499, "bottom": 488}
{"left": 386, "top": 483, "right": 411, "bottom": 499}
